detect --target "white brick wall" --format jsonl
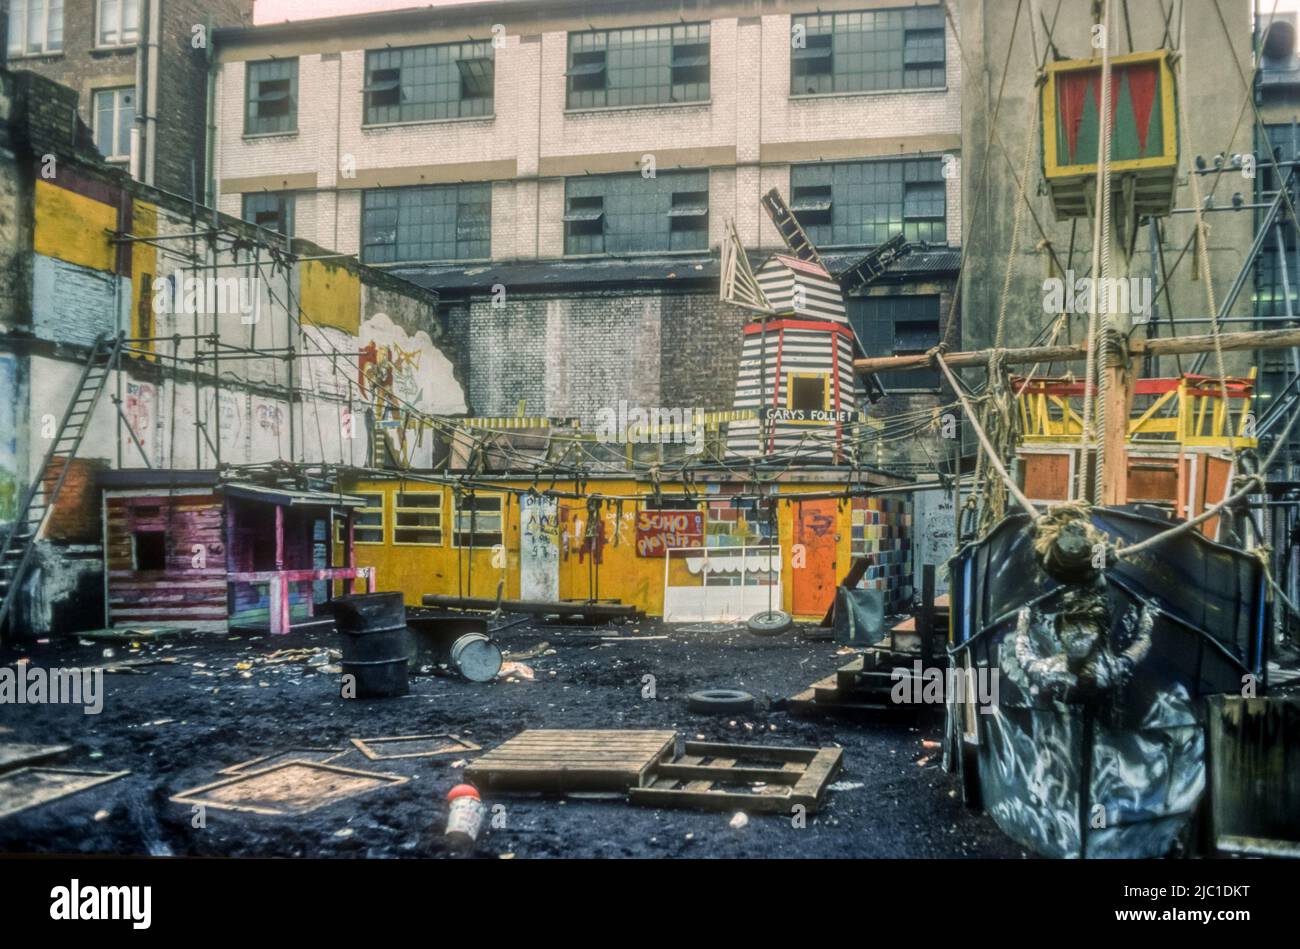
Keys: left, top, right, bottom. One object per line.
{"left": 215, "top": 3, "right": 964, "bottom": 262}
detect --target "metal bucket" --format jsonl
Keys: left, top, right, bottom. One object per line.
{"left": 407, "top": 616, "right": 502, "bottom": 682}
{"left": 331, "top": 592, "right": 410, "bottom": 698}
{"left": 448, "top": 632, "right": 503, "bottom": 683}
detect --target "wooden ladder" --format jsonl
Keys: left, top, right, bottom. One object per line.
{"left": 0, "top": 334, "right": 123, "bottom": 635}
{"left": 760, "top": 188, "right": 825, "bottom": 268}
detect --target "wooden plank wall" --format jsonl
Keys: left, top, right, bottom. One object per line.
{"left": 104, "top": 491, "right": 229, "bottom": 628}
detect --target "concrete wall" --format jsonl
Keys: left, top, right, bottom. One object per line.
{"left": 958, "top": 0, "right": 1254, "bottom": 374}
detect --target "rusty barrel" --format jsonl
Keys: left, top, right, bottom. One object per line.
{"left": 331, "top": 592, "right": 410, "bottom": 697}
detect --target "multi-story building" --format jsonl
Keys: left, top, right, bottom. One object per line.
{"left": 3, "top": 0, "right": 252, "bottom": 198}
{"left": 211, "top": 0, "right": 965, "bottom": 474}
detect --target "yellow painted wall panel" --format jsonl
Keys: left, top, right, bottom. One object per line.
{"left": 336, "top": 478, "right": 869, "bottom": 618}
{"left": 299, "top": 259, "right": 361, "bottom": 334}
{"left": 33, "top": 180, "right": 117, "bottom": 273}
{"left": 130, "top": 200, "right": 158, "bottom": 357}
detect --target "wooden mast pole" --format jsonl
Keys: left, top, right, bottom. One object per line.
{"left": 853, "top": 327, "right": 1300, "bottom": 373}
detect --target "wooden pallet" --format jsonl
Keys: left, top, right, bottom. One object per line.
{"left": 465, "top": 729, "right": 676, "bottom": 792}
{"left": 629, "top": 741, "right": 842, "bottom": 814}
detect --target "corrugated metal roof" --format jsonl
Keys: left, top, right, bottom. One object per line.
{"left": 395, "top": 246, "right": 961, "bottom": 296}
{"left": 218, "top": 483, "right": 367, "bottom": 508}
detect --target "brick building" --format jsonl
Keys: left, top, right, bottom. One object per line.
{"left": 211, "top": 0, "right": 964, "bottom": 473}
{"left": 3, "top": 0, "right": 252, "bottom": 198}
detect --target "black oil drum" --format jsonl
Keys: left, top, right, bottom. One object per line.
{"left": 408, "top": 616, "right": 503, "bottom": 683}
{"left": 331, "top": 592, "right": 410, "bottom": 698}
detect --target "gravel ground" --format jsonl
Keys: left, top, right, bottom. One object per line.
{"left": 0, "top": 616, "right": 1026, "bottom": 859}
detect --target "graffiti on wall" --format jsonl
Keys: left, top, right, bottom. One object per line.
{"left": 520, "top": 494, "right": 560, "bottom": 600}
{"left": 635, "top": 509, "right": 704, "bottom": 557}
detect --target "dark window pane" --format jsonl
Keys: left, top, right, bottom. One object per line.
{"left": 792, "top": 7, "right": 943, "bottom": 94}
{"left": 564, "top": 170, "right": 708, "bottom": 255}
{"left": 246, "top": 59, "right": 298, "bottom": 134}
{"left": 364, "top": 40, "right": 494, "bottom": 124}
{"left": 848, "top": 295, "right": 941, "bottom": 390}
{"left": 242, "top": 192, "right": 295, "bottom": 238}
{"left": 361, "top": 184, "right": 491, "bottom": 263}
{"left": 567, "top": 23, "right": 709, "bottom": 108}
{"left": 792, "top": 158, "right": 944, "bottom": 248}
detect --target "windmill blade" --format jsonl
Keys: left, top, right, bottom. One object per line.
{"left": 760, "top": 187, "right": 824, "bottom": 268}
{"left": 720, "top": 217, "right": 772, "bottom": 313}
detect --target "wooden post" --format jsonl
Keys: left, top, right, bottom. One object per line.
{"left": 344, "top": 509, "right": 355, "bottom": 596}
{"left": 919, "top": 563, "right": 936, "bottom": 664}
{"left": 273, "top": 505, "right": 286, "bottom": 634}
{"left": 1100, "top": 361, "right": 1133, "bottom": 505}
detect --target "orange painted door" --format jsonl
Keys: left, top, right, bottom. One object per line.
{"left": 792, "top": 498, "right": 838, "bottom": 617}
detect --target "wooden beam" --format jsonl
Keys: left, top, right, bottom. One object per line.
{"left": 852, "top": 327, "right": 1300, "bottom": 374}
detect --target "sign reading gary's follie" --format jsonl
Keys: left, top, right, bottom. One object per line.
{"left": 763, "top": 408, "right": 857, "bottom": 424}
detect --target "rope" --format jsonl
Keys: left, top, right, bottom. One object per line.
{"left": 1086, "top": 0, "right": 1114, "bottom": 504}
{"left": 932, "top": 348, "right": 1036, "bottom": 516}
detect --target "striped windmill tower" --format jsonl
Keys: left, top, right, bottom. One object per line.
{"left": 720, "top": 189, "right": 890, "bottom": 465}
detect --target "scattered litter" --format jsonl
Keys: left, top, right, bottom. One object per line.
{"left": 828, "top": 780, "right": 865, "bottom": 792}
{"left": 498, "top": 661, "right": 534, "bottom": 681}
{"left": 729, "top": 812, "right": 749, "bottom": 829}
{"left": 445, "top": 784, "right": 485, "bottom": 850}
{"left": 675, "top": 623, "right": 741, "bottom": 635}
{"left": 504, "top": 642, "right": 551, "bottom": 661}
{"left": 93, "top": 809, "right": 110, "bottom": 821}
{"left": 334, "top": 828, "right": 354, "bottom": 838}
{"left": 921, "top": 740, "right": 941, "bottom": 750}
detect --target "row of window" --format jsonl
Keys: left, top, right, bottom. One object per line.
{"left": 6, "top": 0, "right": 137, "bottom": 56}
{"left": 242, "top": 160, "right": 948, "bottom": 262}
{"left": 243, "top": 7, "right": 946, "bottom": 134}
{"left": 344, "top": 492, "right": 504, "bottom": 548}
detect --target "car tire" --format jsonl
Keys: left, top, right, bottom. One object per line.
{"left": 746, "top": 610, "right": 793, "bottom": 637}
{"left": 686, "top": 689, "right": 757, "bottom": 715}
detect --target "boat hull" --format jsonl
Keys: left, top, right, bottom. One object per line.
{"left": 947, "top": 506, "right": 1269, "bottom": 858}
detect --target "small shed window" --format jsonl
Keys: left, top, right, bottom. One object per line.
{"left": 788, "top": 374, "right": 829, "bottom": 414}
{"left": 133, "top": 531, "right": 167, "bottom": 571}
{"left": 395, "top": 492, "right": 443, "bottom": 545}
{"left": 453, "top": 494, "right": 504, "bottom": 548}
{"left": 336, "top": 493, "right": 385, "bottom": 544}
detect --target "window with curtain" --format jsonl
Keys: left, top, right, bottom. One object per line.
{"left": 93, "top": 87, "right": 135, "bottom": 162}
{"left": 97, "top": 0, "right": 139, "bottom": 46}
{"left": 6, "top": 0, "right": 64, "bottom": 56}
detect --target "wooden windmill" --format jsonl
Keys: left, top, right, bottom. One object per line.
{"left": 720, "top": 189, "right": 899, "bottom": 464}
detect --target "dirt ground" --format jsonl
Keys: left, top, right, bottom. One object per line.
{"left": 0, "top": 616, "right": 1026, "bottom": 858}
